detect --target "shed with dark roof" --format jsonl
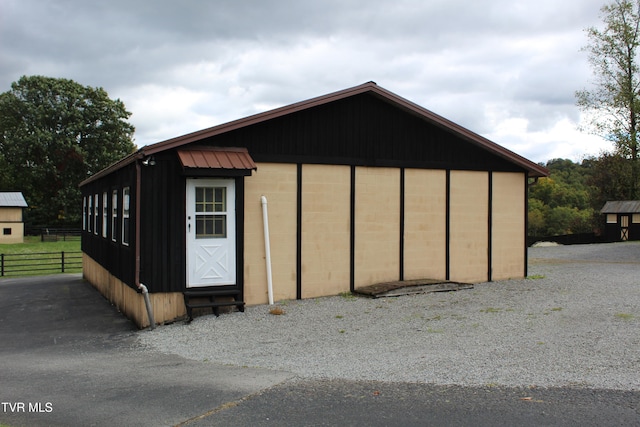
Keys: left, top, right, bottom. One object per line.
{"left": 80, "top": 82, "right": 548, "bottom": 328}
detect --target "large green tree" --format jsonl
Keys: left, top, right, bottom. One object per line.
{"left": 576, "top": 0, "right": 640, "bottom": 199}
{"left": 0, "top": 75, "right": 136, "bottom": 227}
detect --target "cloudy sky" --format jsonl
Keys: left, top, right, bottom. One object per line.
{"left": 0, "top": 0, "right": 614, "bottom": 163}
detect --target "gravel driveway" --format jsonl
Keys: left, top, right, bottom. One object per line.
{"left": 140, "top": 242, "right": 640, "bottom": 390}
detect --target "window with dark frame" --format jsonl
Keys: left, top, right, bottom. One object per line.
{"left": 112, "top": 189, "right": 118, "bottom": 242}
{"left": 102, "top": 192, "right": 108, "bottom": 238}
{"left": 122, "top": 187, "right": 130, "bottom": 246}
{"left": 93, "top": 194, "right": 99, "bottom": 235}
{"left": 88, "top": 195, "right": 93, "bottom": 233}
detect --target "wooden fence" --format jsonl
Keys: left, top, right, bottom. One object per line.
{"left": 0, "top": 251, "right": 82, "bottom": 277}
{"left": 40, "top": 228, "right": 81, "bottom": 242}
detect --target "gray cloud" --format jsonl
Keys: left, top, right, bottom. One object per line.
{"left": 0, "top": 0, "right": 611, "bottom": 162}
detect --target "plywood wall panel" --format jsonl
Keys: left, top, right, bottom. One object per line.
{"left": 354, "top": 167, "right": 400, "bottom": 287}
{"left": 243, "top": 163, "right": 298, "bottom": 305}
{"left": 403, "top": 169, "right": 447, "bottom": 280}
{"left": 449, "top": 171, "right": 488, "bottom": 283}
{"left": 491, "top": 172, "right": 525, "bottom": 280}
{"left": 301, "top": 165, "right": 351, "bottom": 298}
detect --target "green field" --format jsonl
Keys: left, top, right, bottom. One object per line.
{"left": 0, "top": 235, "right": 80, "bottom": 254}
{"left": 0, "top": 235, "right": 82, "bottom": 277}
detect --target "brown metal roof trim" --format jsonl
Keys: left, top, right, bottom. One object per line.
{"left": 81, "top": 81, "right": 548, "bottom": 185}
{"left": 177, "top": 146, "right": 257, "bottom": 170}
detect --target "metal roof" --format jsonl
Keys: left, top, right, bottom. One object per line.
{"left": 600, "top": 200, "right": 640, "bottom": 213}
{"left": 81, "top": 82, "right": 549, "bottom": 186}
{"left": 0, "top": 192, "right": 28, "bottom": 207}
{"left": 177, "top": 147, "right": 257, "bottom": 170}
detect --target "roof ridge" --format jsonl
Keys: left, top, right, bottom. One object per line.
{"left": 81, "top": 82, "right": 548, "bottom": 185}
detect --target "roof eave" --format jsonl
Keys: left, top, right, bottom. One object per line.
{"left": 366, "top": 85, "right": 549, "bottom": 177}
{"left": 81, "top": 81, "right": 548, "bottom": 185}
{"left": 79, "top": 150, "right": 144, "bottom": 187}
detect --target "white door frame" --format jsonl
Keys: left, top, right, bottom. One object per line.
{"left": 186, "top": 178, "right": 236, "bottom": 287}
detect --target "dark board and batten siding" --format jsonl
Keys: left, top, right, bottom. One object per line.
{"left": 81, "top": 163, "right": 136, "bottom": 288}
{"left": 194, "top": 93, "right": 526, "bottom": 173}
{"left": 138, "top": 151, "right": 186, "bottom": 293}
{"left": 82, "top": 89, "right": 534, "bottom": 295}
{"left": 82, "top": 150, "right": 247, "bottom": 294}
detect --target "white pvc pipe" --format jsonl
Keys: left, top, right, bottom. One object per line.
{"left": 260, "top": 195, "right": 274, "bottom": 305}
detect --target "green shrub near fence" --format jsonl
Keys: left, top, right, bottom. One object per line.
{"left": 0, "top": 236, "right": 82, "bottom": 277}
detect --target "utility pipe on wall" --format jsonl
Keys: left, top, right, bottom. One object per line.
{"left": 260, "top": 195, "right": 274, "bottom": 305}
{"left": 139, "top": 283, "right": 156, "bottom": 329}
{"left": 135, "top": 158, "right": 156, "bottom": 329}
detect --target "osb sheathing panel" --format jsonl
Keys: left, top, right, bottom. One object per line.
{"left": 243, "top": 163, "right": 297, "bottom": 305}
{"left": 354, "top": 167, "right": 400, "bottom": 287}
{"left": 449, "top": 171, "right": 489, "bottom": 283}
{"left": 491, "top": 172, "right": 525, "bottom": 280}
{"left": 83, "top": 254, "right": 185, "bottom": 328}
{"left": 403, "top": 169, "right": 446, "bottom": 280}
{"left": 301, "top": 164, "right": 351, "bottom": 298}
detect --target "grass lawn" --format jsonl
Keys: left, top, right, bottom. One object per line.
{"left": 0, "top": 235, "right": 80, "bottom": 254}
{"left": 0, "top": 235, "right": 82, "bottom": 277}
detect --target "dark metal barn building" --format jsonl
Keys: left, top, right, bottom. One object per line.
{"left": 80, "top": 82, "right": 548, "bottom": 328}
{"left": 600, "top": 200, "right": 640, "bottom": 242}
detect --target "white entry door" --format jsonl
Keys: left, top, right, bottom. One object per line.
{"left": 186, "top": 179, "right": 236, "bottom": 287}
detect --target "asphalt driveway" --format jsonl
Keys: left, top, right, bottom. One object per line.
{"left": 0, "top": 274, "right": 294, "bottom": 427}
{"left": 1, "top": 262, "right": 639, "bottom": 426}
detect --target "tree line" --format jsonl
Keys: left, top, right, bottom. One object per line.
{"left": 1, "top": 1, "right": 639, "bottom": 235}
{"left": 528, "top": 155, "right": 631, "bottom": 237}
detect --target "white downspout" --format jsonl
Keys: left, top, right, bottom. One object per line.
{"left": 261, "top": 195, "right": 274, "bottom": 305}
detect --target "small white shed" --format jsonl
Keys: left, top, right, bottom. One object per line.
{"left": 0, "top": 192, "right": 28, "bottom": 244}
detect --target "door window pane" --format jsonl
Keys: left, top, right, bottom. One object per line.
{"left": 196, "top": 187, "right": 226, "bottom": 213}
{"left": 196, "top": 214, "right": 227, "bottom": 238}
{"left": 195, "top": 186, "right": 227, "bottom": 238}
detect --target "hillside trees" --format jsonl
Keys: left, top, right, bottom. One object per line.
{"left": 528, "top": 159, "right": 597, "bottom": 236}
{"left": 0, "top": 75, "right": 136, "bottom": 227}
